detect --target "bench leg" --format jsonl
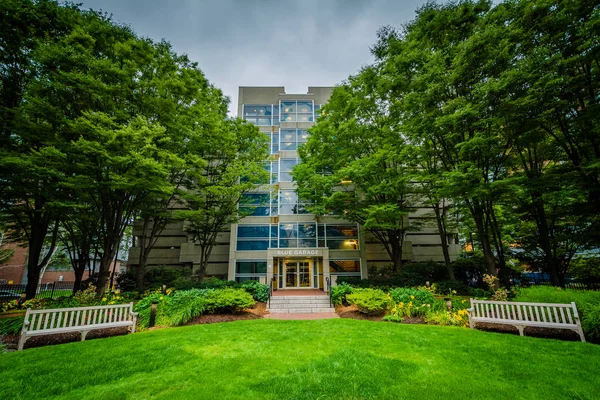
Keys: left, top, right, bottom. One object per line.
{"left": 516, "top": 326, "right": 525, "bottom": 337}
{"left": 18, "top": 335, "right": 28, "bottom": 351}
{"left": 575, "top": 328, "right": 586, "bottom": 343}
{"left": 81, "top": 331, "right": 89, "bottom": 342}
{"left": 470, "top": 321, "right": 475, "bottom": 330}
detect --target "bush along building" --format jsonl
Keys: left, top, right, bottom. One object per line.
{"left": 128, "top": 86, "right": 461, "bottom": 290}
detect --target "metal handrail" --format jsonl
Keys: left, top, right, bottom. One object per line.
{"left": 326, "top": 277, "right": 332, "bottom": 307}
{"left": 267, "top": 277, "right": 275, "bottom": 309}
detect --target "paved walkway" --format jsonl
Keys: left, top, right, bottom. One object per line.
{"left": 264, "top": 312, "right": 339, "bottom": 320}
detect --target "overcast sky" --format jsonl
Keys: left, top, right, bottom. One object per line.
{"left": 77, "top": 0, "right": 428, "bottom": 115}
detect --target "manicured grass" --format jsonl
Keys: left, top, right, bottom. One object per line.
{"left": 1, "top": 319, "right": 599, "bottom": 399}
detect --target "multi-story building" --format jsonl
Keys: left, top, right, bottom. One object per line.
{"left": 128, "top": 86, "right": 460, "bottom": 289}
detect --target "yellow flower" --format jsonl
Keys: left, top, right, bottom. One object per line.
{"left": 102, "top": 297, "right": 107, "bottom": 301}
{"left": 115, "top": 290, "right": 120, "bottom": 295}
{"left": 159, "top": 296, "right": 164, "bottom": 301}
{"left": 410, "top": 295, "right": 415, "bottom": 300}
{"left": 452, "top": 290, "right": 457, "bottom": 294}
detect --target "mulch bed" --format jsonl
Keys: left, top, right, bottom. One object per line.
{"left": 336, "top": 305, "right": 384, "bottom": 321}
{"left": 474, "top": 322, "right": 582, "bottom": 341}
{"left": 335, "top": 305, "right": 582, "bottom": 341}
{"left": 2, "top": 327, "right": 130, "bottom": 351}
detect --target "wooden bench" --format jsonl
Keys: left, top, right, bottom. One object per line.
{"left": 468, "top": 299, "right": 586, "bottom": 342}
{"left": 18, "top": 303, "right": 138, "bottom": 350}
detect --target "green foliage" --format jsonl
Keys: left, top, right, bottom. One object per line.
{"left": 389, "top": 288, "right": 435, "bottom": 308}
{"left": 569, "top": 257, "right": 600, "bottom": 282}
{"left": 0, "top": 317, "right": 24, "bottom": 335}
{"left": 431, "top": 281, "right": 472, "bottom": 296}
{"left": 240, "top": 281, "right": 270, "bottom": 303}
{"left": 515, "top": 286, "right": 600, "bottom": 343}
{"left": 204, "top": 289, "right": 255, "bottom": 314}
{"left": 382, "top": 315, "right": 403, "bottom": 323}
{"left": 424, "top": 308, "right": 470, "bottom": 327}
{"left": 331, "top": 282, "right": 353, "bottom": 306}
{"left": 134, "top": 288, "right": 255, "bottom": 329}
{"left": 346, "top": 289, "right": 392, "bottom": 315}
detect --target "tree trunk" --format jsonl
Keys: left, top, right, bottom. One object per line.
{"left": 72, "top": 258, "right": 87, "bottom": 294}
{"left": 433, "top": 203, "right": 455, "bottom": 280}
{"left": 469, "top": 201, "right": 497, "bottom": 277}
{"left": 136, "top": 216, "right": 150, "bottom": 291}
{"left": 24, "top": 233, "right": 44, "bottom": 300}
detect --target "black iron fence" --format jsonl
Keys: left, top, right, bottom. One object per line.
{"left": 0, "top": 281, "right": 75, "bottom": 303}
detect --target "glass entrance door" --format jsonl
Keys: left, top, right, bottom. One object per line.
{"left": 283, "top": 260, "right": 312, "bottom": 288}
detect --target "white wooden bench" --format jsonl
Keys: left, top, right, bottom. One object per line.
{"left": 18, "top": 303, "right": 138, "bottom": 350}
{"left": 468, "top": 299, "right": 586, "bottom": 342}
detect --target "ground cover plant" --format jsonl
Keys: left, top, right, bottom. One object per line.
{"left": 1, "top": 319, "right": 599, "bottom": 399}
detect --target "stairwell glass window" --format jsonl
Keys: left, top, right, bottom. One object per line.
{"left": 279, "top": 100, "right": 314, "bottom": 123}
{"left": 279, "top": 158, "right": 298, "bottom": 182}
{"left": 280, "top": 129, "right": 309, "bottom": 151}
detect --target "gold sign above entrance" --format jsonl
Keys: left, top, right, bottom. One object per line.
{"left": 275, "top": 248, "right": 323, "bottom": 257}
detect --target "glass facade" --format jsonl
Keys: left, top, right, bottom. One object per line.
{"left": 239, "top": 192, "right": 278, "bottom": 216}
{"left": 235, "top": 260, "right": 267, "bottom": 283}
{"left": 236, "top": 94, "right": 363, "bottom": 282}
{"left": 280, "top": 100, "right": 314, "bottom": 122}
{"left": 243, "top": 104, "right": 280, "bottom": 126}
{"left": 279, "top": 158, "right": 298, "bottom": 182}
{"left": 279, "top": 129, "right": 309, "bottom": 151}
{"left": 236, "top": 223, "right": 358, "bottom": 251}
{"left": 279, "top": 190, "right": 309, "bottom": 215}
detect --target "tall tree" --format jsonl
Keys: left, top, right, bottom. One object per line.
{"left": 177, "top": 117, "right": 269, "bottom": 279}
{"left": 295, "top": 67, "right": 416, "bottom": 273}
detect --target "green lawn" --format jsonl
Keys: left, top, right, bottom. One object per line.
{"left": 1, "top": 319, "right": 599, "bottom": 400}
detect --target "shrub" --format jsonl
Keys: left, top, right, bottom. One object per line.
{"left": 346, "top": 289, "right": 392, "bottom": 315}
{"left": 389, "top": 287, "right": 435, "bottom": 307}
{"left": 331, "top": 282, "right": 353, "bottom": 306}
{"left": 241, "top": 281, "right": 270, "bottom": 302}
{"left": 397, "top": 261, "right": 449, "bottom": 287}
{"left": 134, "top": 289, "right": 211, "bottom": 328}
{"left": 452, "top": 253, "right": 487, "bottom": 287}
{"left": 515, "top": 286, "right": 600, "bottom": 343}
{"left": 204, "top": 289, "right": 255, "bottom": 313}
{"left": 388, "top": 288, "right": 435, "bottom": 318}
{"left": 431, "top": 280, "right": 471, "bottom": 296}
{"left": 424, "top": 309, "right": 470, "bottom": 327}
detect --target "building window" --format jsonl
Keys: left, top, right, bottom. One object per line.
{"left": 243, "top": 104, "right": 280, "bottom": 126}
{"left": 279, "top": 129, "right": 309, "bottom": 151}
{"left": 279, "top": 158, "right": 298, "bottom": 182}
{"left": 279, "top": 100, "right": 314, "bottom": 123}
{"left": 329, "top": 259, "right": 361, "bottom": 276}
{"left": 236, "top": 225, "right": 277, "bottom": 251}
{"left": 270, "top": 132, "right": 279, "bottom": 154}
{"left": 239, "top": 192, "right": 278, "bottom": 217}
{"left": 317, "top": 224, "right": 359, "bottom": 250}
{"left": 278, "top": 190, "right": 310, "bottom": 215}
{"left": 278, "top": 222, "right": 316, "bottom": 248}
{"left": 235, "top": 260, "right": 267, "bottom": 283}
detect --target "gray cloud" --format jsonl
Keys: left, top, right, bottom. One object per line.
{"left": 77, "top": 0, "right": 427, "bottom": 114}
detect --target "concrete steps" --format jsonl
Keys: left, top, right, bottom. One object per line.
{"left": 267, "top": 295, "right": 335, "bottom": 314}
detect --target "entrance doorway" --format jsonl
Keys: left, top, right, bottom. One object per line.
{"left": 283, "top": 260, "right": 311, "bottom": 289}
